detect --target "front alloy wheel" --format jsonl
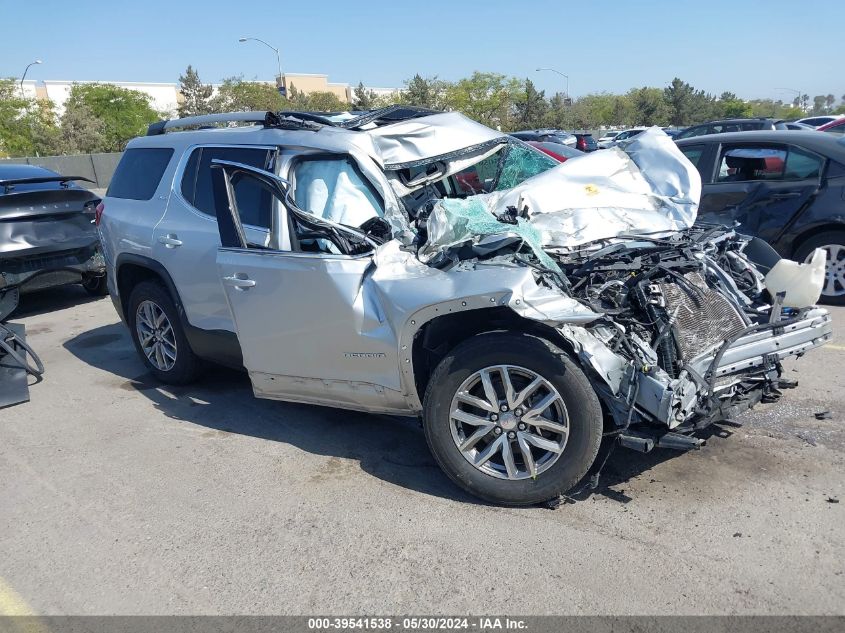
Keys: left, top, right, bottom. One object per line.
{"left": 423, "top": 332, "right": 603, "bottom": 506}
{"left": 135, "top": 299, "right": 177, "bottom": 372}
{"left": 450, "top": 365, "right": 569, "bottom": 480}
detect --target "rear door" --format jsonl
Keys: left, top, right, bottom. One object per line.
{"left": 695, "top": 142, "right": 824, "bottom": 247}
{"left": 152, "top": 145, "right": 277, "bottom": 332}
{"left": 210, "top": 159, "right": 402, "bottom": 409}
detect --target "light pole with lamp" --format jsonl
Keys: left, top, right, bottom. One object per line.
{"left": 20, "top": 59, "right": 42, "bottom": 96}
{"left": 238, "top": 37, "right": 284, "bottom": 96}
{"left": 536, "top": 67, "right": 569, "bottom": 103}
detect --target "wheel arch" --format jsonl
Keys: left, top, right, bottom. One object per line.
{"left": 114, "top": 254, "right": 186, "bottom": 325}
{"left": 407, "top": 303, "right": 574, "bottom": 411}
{"left": 789, "top": 222, "right": 845, "bottom": 259}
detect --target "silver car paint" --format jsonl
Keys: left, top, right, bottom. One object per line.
{"left": 104, "top": 113, "right": 832, "bottom": 427}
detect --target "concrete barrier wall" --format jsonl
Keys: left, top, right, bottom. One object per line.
{"left": 0, "top": 153, "right": 123, "bottom": 189}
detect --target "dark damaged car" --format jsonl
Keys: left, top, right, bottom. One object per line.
{"left": 0, "top": 165, "right": 107, "bottom": 317}
{"left": 99, "top": 109, "right": 833, "bottom": 506}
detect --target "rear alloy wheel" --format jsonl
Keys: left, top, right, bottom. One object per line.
{"left": 423, "top": 332, "right": 603, "bottom": 506}
{"left": 135, "top": 300, "right": 177, "bottom": 372}
{"left": 127, "top": 281, "right": 201, "bottom": 384}
{"left": 795, "top": 231, "right": 845, "bottom": 306}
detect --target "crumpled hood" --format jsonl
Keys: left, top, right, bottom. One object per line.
{"left": 422, "top": 127, "right": 702, "bottom": 257}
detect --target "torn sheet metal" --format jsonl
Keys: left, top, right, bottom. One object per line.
{"left": 421, "top": 127, "right": 701, "bottom": 257}
{"left": 366, "top": 112, "right": 507, "bottom": 170}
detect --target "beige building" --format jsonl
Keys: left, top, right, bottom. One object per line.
{"left": 19, "top": 73, "right": 399, "bottom": 116}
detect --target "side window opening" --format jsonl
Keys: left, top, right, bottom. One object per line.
{"left": 783, "top": 147, "right": 824, "bottom": 180}
{"left": 717, "top": 147, "right": 787, "bottom": 182}
{"left": 181, "top": 146, "right": 275, "bottom": 228}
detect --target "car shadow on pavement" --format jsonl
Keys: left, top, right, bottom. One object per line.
{"left": 64, "top": 322, "right": 712, "bottom": 508}
{"left": 64, "top": 322, "right": 481, "bottom": 505}
{"left": 13, "top": 285, "right": 105, "bottom": 318}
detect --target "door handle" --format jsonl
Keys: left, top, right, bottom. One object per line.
{"left": 770, "top": 192, "right": 801, "bottom": 200}
{"left": 222, "top": 274, "right": 256, "bottom": 290}
{"left": 158, "top": 234, "right": 183, "bottom": 248}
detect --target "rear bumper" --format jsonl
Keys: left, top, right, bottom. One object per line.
{"left": 0, "top": 246, "right": 105, "bottom": 293}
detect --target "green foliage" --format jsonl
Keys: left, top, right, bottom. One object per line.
{"left": 352, "top": 81, "right": 378, "bottom": 110}
{"left": 664, "top": 78, "right": 716, "bottom": 126}
{"left": 444, "top": 72, "right": 521, "bottom": 130}
{"left": 177, "top": 65, "right": 213, "bottom": 118}
{"left": 210, "top": 76, "right": 289, "bottom": 112}
{"left": 64, "top": 83, "right": 160, "bottom": 152}
{"left": 399, "top": 74, "right": 449, "bottom": 110}
{"left": 512, "top": 79, "right": 548, "bottom": 130}
{"left": 628, "top": 87, "right": 670, "bottom": 126}
{"left": 0, "top": 78, "right": 59, "bottom": 157}
{"left": 306, "top": 91, "right": 348, "bottom": 112}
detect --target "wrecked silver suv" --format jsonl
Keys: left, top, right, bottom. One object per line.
{"left": 103, "top": 107, "right": 832, "bottom": 505}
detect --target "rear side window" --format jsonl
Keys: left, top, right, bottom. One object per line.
{"left": 108, "top": 148, "right": 174, "bottom": 200}
{"left": 783, "top": 148, "right": 824, "bottom": 180}
{"left": 180, "top": 147, "right": 275, "bottom": 228}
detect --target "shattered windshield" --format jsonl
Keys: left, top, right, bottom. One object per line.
{"left": 450, "top": 142, "right": 559, "bottom": 196}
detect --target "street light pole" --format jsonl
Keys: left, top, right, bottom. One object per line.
{"left": 536, "top": 67, "right": 569, "bottom": 99}
{"left": 20, "top": 59, "right": 42, "bottom": 95}
{"left": 239, "top": 37, "right": 283, "bottom": 89}
{"left": 775, "top": 87, "right": 804, "bottom": 110}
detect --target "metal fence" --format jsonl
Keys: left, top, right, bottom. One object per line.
{"left": 0, "top": 152, "right": 122, "bottom": 190}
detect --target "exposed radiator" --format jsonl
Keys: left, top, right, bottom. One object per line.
{"left": 659, "top": 272, "right": 746, "bottom": 362}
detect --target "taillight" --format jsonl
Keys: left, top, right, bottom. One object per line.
{"left": 577, "top": 137, "right": 586, "bottom": 150}
{"left": 94, "top": 202, "right": 104, "bottom": 226}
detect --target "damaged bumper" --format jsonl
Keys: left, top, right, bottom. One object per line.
{"left": 0, "top": 245, "right": 105, "bottom": 294}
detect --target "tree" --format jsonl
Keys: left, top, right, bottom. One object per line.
{"left": 210, "top": 76, "right": 289, "bottom": 112}
{"left": 55, "top": 103, "right": 106, "bottom": 154}
{"left": 352, "top": 81, "right": 378, "bottom": 110}
{"left": 444, "top": 72, "right": 520, "bottom": 130}
{"left": 177, "top": 65, "right": 213, "bottom": 118}
{"left": 0, "top": 78, "right": 60, "bottom": 157}
{"left": 718, "top": 91, "right": 753, "bottom": 118}
{"left": 63, "top": 83, "right": 160, "bottom": 152}
{"left": 306, "top": 91, "right": 348, "bottom": 112}
{"left": 629, "top": 87, "right": 670, "bottom": 126}
{"left": 812, "top": 95, "right": 827, "bottom": 115}
{"left": 825, "top": 94, "right": 836, "bottom": 113}
{"left": 400, "top": 74, "right": 449, "bottom": 110}
{"left": 513, "top": 79, "right": 548, "bottom": 130}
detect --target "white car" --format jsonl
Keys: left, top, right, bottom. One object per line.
{"left": 596, "top": 131, "right": 621, "bottom": 148}
{"left": 604, "top": 127, "right": 648, "bottom": 147}
{"left": 796, "top": 115, "right": 845, "bottom": 128}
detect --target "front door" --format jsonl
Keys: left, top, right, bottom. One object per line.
{"left": 210, "top": 159, "right": 403, "bottom": 411}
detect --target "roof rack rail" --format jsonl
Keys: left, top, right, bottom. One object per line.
{"left": 147, "top": 111, "right": 271, "bottom": 136}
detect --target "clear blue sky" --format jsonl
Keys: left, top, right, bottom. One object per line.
{"left": 1, "top": 0, "right": 840, "bottom": 101}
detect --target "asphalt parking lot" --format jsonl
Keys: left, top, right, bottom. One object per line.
{"left": 1, "top": 287, "right": 843, "bottom": 615}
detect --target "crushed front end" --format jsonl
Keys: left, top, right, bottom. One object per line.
{"left": 550, "top": 227, "right": 831, "bottom": 440}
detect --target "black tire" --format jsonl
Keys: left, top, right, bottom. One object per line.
{"left": 422, "top": 332, "right": 603, "bottom": 506}
{"left": 81, "top": 274, "right": 109, "bottom": 297}
{"left": 793, "top": 230, "right": 845, "bottom": 306}
{"left": 127, "top": 280, "right": 202, "bottom": 384}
